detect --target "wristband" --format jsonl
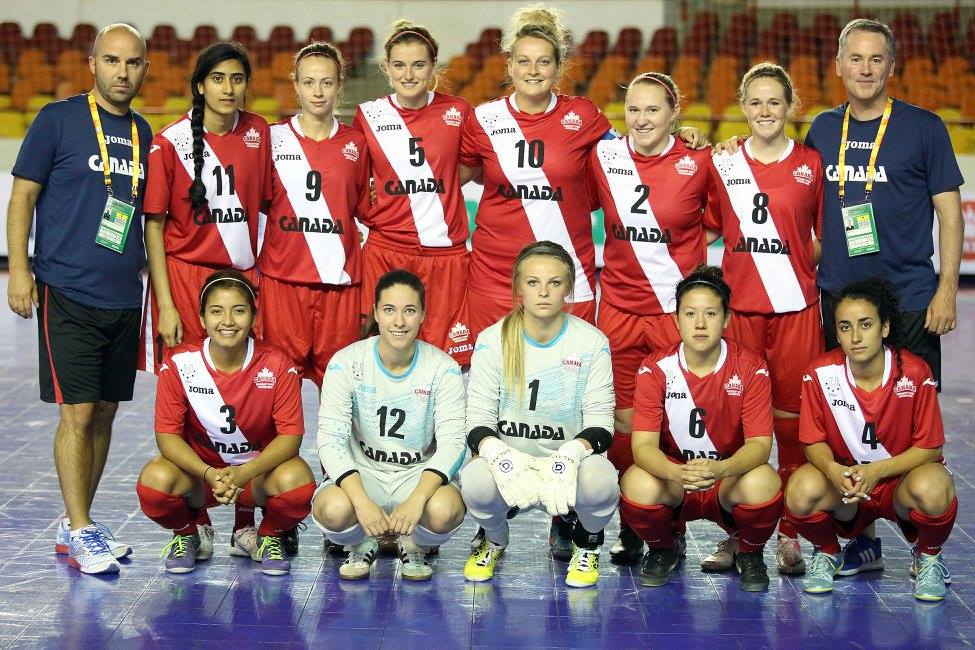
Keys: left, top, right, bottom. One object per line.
{"left": 467, "top": 426, "right": 500, "bottom": 455}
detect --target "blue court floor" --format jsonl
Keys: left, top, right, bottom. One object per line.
{"left": 1, "top": 274, "right": 973, "bottom": 649}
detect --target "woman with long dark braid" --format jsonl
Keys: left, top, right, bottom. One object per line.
{"left": 141, "top": 41, "right": 273, "bottom": 556}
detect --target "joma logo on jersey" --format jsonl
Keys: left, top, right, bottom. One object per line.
{"left": 666, "top": 391, "right": 687, "bottom": 399}
{"left": 831, "top": 398, "right": 856, "bottom": 411}
{"left": 182, "top": 151, "right": 210, "bottom": 161}
{"left": 187, "top": 385, "right": 214, "bottom": 395}
{"left": 498, "top": 420, "right": 565, "bottom": 440}
{"left": 278, "top": 216, "right": 345, "bottom": 234}
{"left": 448, "top": 343, "right": 473, "bottom": 355}
{"left": 275, "top": 154, "right": 301, "bottom": 161}
{"left": 498, "top": 184, "right": 563, "bottom": 201}
{"left": 193, "top": 207, "right": 247, "bottom": 226}
{"left": 606, "top": 167, "right": 634, "bottom": 176}
{"left": 732, "top": 237, "right": 791, "bottom": 255}
{"left": 845, "top": 141, "right": 875, "bottom": 150}
{"left": 491, "top": 127, "right": 516, "bottom": 136}
{"left": 612, "top": 224, "right": 672, "bottom": 244}
{"left": 725, "top": 178, "right": 750, "bottom": 186}
{"left": 376, "top": 124, "right": 402, "bottom": 132}
{"left": 359, "top": 440, "right": 421, "bottom": 465}
{"left": 384, "top": 178, "right": 445, "bottom": 195}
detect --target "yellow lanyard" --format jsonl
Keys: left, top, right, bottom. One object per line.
{"left": 838, "top": 97, "right": 892, "bottom": 207}
{"left": 88, "top": 92, "right": 140, "bottom": 201}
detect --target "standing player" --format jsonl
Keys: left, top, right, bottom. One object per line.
{"left": 141, "top": 41, "right": 273, "bottom": 554}
{"left": 135, "top": 271, "right": 315, "bottom": 576}
{"left": 785, "top": 278, "right": 956, "bottom": 601}
{"left": 312, "top": 271, "right": 467, "bottom": 581}
{"left": 461, "top": 242, "right": 618, "bottom": 587}
{"left": 705, "top": 63, "right": 824, "bottom": 575}
{"left": 590, "top": 72, "right": 712, "bottom": 564}
{"left": 619, "top": 266, "right": 781, "bottom": 592}
{"left": 259, "top": 41, "right": 370, "bottom": 388}
{"left": 458, "top": 4, "right": 613, "bottom": 364}
{"left": 353, "top": 21, "right": 473, "bottom": 362}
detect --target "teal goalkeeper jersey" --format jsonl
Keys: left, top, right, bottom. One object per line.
{"left": 466, "top": 314, "right": 615, "bottom": 458}
{"left": 317, "top": 337, "right": 467, "bottom": 483}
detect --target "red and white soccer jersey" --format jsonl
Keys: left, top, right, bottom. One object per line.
{"left": 799, "top": 347, "right": 944, "bottom": 466}
{"left": 155, "top": 338, "right": 304, "bottom": 468}
{"left": 592, "top": 136, "right": 711, "bottom": 316}
{"left": 258, "top": 117, "right": 370, "bottom": 285}
{"left": 144, "top": 110, "right": 272, "bottom": 270}
{"left": 632, "top": 340, "right": 773, "bottom": 462}
{"left": 707, "top": 138, "right": 823, "bottom": 314}
{"left": 460, "top": 93, "right": 611, "bottom": 302}
{"left": 353, "top": 92, "right": 471, "bottom": 247}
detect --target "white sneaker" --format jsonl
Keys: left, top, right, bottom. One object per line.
{"left": 230, "top": 525, "right": 258, "bottom": 557}
{"left": 57, "top": 519, "right": 131, "bottom": 560}
{"left": 398, "top": 538, "right": 433, "bottom": 581}
{"left": 197, "top": 524, "right": 214, "bottom": 560}
{"left": 701, "top": 534, "right": 737, "bottom": 572}
{"left": 67, "top": 525, "right": 120, "bottom": 575}
{"left": 340, "top": 538, "right": 379, "bottom": 580}
{"left": 776, "top": 535, "right": 806, "bottom": 575}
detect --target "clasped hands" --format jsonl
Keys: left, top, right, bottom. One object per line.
{"left": 204, "top": 465, "right": 248, "bottom": 505}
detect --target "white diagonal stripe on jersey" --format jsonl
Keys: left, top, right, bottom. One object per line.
{"left": 598, "top": 138, "right": 682, "bottom": 311}
{"left": 815, "top": 362, "right": 892, "bottom": 463}
{"left": 359, "top": 98, "right": 451, "bottom": 247}
{"left": 476, "top": 99, "right": 594, "bottom": 301}
{"left": 173, "top": 349, "right": 259, "bottom": 465}
{"left": 656, "top": 353, "right": 719, "bottom": 457}
{"left": 164, "top": 119, "right": 255, "bottom": 269}
{"left": 271, "top": 124, "right": 351, "bottom": 284}
{"left": 714, "top": 149, "right": 805, "bottom": 312}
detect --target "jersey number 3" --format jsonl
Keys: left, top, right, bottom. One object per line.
{"left": 219, "top": 404, "right": 237, "bottom": 434}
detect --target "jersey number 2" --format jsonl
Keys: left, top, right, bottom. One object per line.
{"left": 377, "top": 406, "right": 406, "bottom": 438}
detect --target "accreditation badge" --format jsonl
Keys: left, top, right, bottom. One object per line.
{"left": 841, "top": 202, "right": 880, "bottom": 257}
{"left": 95, "top": 195, "right": 135, "bottom": 253}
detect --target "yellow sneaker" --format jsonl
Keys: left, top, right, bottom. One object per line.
{"left": 464, "top": 537, "right": 504, "bottom": 582}
{"left": 566, "top": 544, "right": 600, "bottom": 588}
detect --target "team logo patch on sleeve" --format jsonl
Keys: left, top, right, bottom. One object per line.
{"left": 442, "top": 106, "right": 463, "bottom": 127}
{"left": 243, "top": 127, "right": 262, "bottom": 149}
{"left": 254, "top": 367, "right": 277, "bottom": 389}
{"left": 893, "top": 376, "right": 917, "bottom": 398}
{"left": 675, "top": 155, "right": 698, "bottom": 176}
{"left": 793, "top": 164, "right": 814, "bottom": 186}
{"left": 724, "top": 374, "right": 743, "bottom": 397}
{"left": 561, "top": 111, "right": 582, "bottom": 131}
{"left": 342, "top": 141, "right": 360, "bottom": 162}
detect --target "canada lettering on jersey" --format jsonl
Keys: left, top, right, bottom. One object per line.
{"left": 213, "top": 440, "right": 256, "bottom": 454}
{"left": 732, "top": 236, "right": 792, "bottom": 255}
{"left": 497, "top": 183, "right": 564, "bottom": 201}
{"left": 681, "top": 449, "right": 726, "bottom": 461}
{"left": 87, "top": 155, "right": 146, "bottom": 178}
{"left": 358, "top": 440, "right": 422, "bottom": 466}
{"left": 611, "top": 223, "right": 673, "bottom": 244}
{"left": 824, "top": 165, "right": 889, "bottom": 183}
{"left": 497, "top": 420, "right": 566, "bottom": 440}
{"left": 193, "top": 207, "right": 248, "bottom": 226}
{"left": 278, "top": 215, "right": 345, "bottom": 234}
{"left": 383, "top": 177, "right": 446, "bottom": 196}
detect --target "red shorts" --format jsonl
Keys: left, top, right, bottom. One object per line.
{"left": 361, "top": 234, "right": 470, "bottom": 360}
{"left": 597, "top": 300, "right": 680, "bottom": 410}
{"left": 139, "top": 257, "right": 259, "bottom": 373}
{"left": 834, "top": 477, "right": 916, "bottom": 542}
{"left": 728, "top": 302, "right": 824, "bottom": 413}
{"left": 456, "top": 290, "right": 596, "bottom": 366}
{"left": 259, "top": 275, "right": 361, "bottom": 387}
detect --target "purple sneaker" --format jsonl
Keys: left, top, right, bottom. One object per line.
{"left": 162, "top": 533, "right": 200, "bottom": 574}
{"left": 254, "top": 535, "right": 290, "bottom": 576}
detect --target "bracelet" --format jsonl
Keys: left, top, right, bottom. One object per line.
{"left": 203, "top": 466, "right": 211, "bottom": 482}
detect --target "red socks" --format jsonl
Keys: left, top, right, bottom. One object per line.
{"left": 620, "top": 495, "right": 675, "bottom": 549}
{"left": 774, "top": 418, "right": 803, "bottom": 539}
{"left": 911, "top": 497, "right": 958, "bottom": 556}
{"left": 137, "top": 482, "right": 197, "bottom": 535}
{"left": 257, "top": 482, "right": 315, "bottom": 537}
{"left": 785, "top": 508, "right": 841, "bottom": 554}
{"left": 733, "top": 492, "right": 783, "bottom": 553}
{"left": 234, "top": 504, "right": 256, "bottom": 531}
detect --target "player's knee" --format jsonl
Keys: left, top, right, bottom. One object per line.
{"left": 267, "top": 458, "right": 315, "bottom": 493}
{"left": 784, "top": 464, "right": 826, "bottom": 515}
{"left": 736, "top": 464, "right": 781, "bottom": 504}
{"left": 459, "top": 458, "right": 499, "bottom": 509}
{"left": 423, "top": 494, "right": 466, "bottom": 533}
{"left": 576, "top": 456, "right": 619, "bottom": 507}
{"left": 312, "top": 490, "right": 356, "bottom": 530}
{"left": 904, "top": 465, "right": 955, "bottom": 514}
{"left": 619, "top": 464, "right": 666, "bottom": 506}
{"left": 138, "top": 456, "right": 181, "bottom": 491}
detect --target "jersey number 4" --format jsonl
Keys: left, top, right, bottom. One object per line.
{"left": 861, "top": 422, "right": 879, "bottom": 450}
{"left": 377, "top": 406, "right": 406, "bottom": 438}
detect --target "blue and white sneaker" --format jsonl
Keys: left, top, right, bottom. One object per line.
{"left": 56, "top": 518, "right": 131, "bottom": 560}
{"left": 67, "top": 525, "right": 120, "bottom": 575}
{"left": 913, "top": 552, "right": 950, "bottom": 602}
{"left": 911, "top": 546, "right": 952, "bottom": 584}
{"left": 802, "top": 551, "right": 842, "bottom": 594}
{"left": 837, "top": 535, "right": 884, "bottom": 576}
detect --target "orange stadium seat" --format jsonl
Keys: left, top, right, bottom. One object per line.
{"left": 268, "top": 26, "right": 295, "bottom": 53}
{"left": 231, "top": 25, "right": 258, "bottom": 50}
{"left": 69, "top": 23, "right": 96, "bottom": 53}
{"left": 646, "top": 27, "right": 677, "bottom": 69}
{"left": 634, "top": 54, "right": 666, "bottom": 76}
{"left": 611, "top": 28, "right": 642, "bottom": 59}
{"left": 307, "top": 26, "right": 333, "bottom": 45}
{"left": 191, "top": 25, "right": 218, "bottom": 50}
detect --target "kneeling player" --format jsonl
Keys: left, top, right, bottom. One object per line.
{"left": 461, "top": 242, "right": 618, "bottom": 588}
{"left": 311, "top": 270, "right": 467, "bottom": 581}
{"left": 785, "top": 279, "right": 956, "bottom": 601}
{"left": 619, "top": 266, "right": 782, "bottom": 592}
{"left": 136, "top": 271, "right": 315, "bottom": 575}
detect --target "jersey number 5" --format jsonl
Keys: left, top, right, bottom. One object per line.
{"left": 219, "top": 404, "right": 237, "bottom": 434}
{"left": 409, "top": 137, "right": 425, "bottom": 167}
{"left": 377, "top": 406, "right": 406, "bottom": 438}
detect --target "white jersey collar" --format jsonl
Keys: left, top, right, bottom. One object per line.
{"left": 744, "top": 136, "right": 794, "bottom": 163}
{"left": 202, "top": 337, "right": 255, "bottom": 374}
{"left": 509, "top": 92, "right": 557, "bottom": 115}
{"left": 390, "top": 91, "right": 434, "bottom": 109}
{"left": 677, "top": 339, "right": 728, "bottom": 376}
